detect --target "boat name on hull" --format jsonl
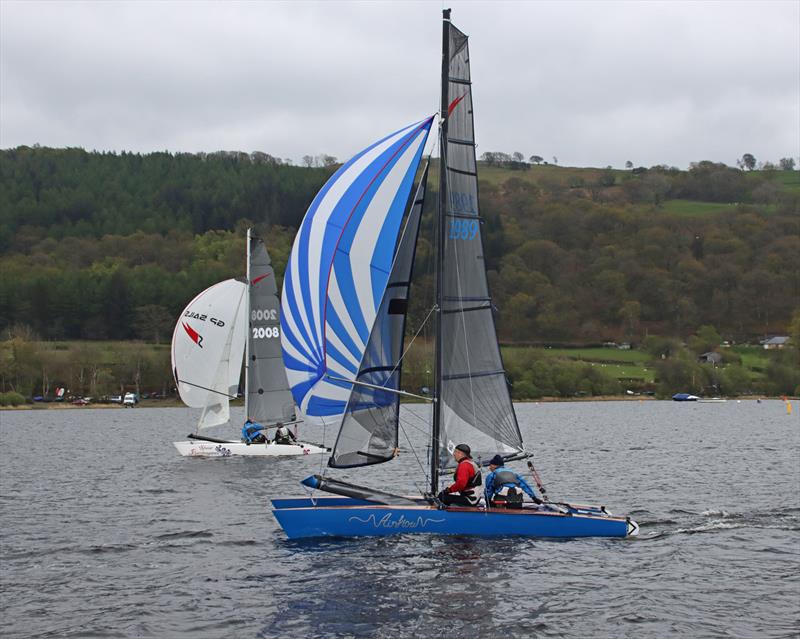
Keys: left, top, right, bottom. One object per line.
{"left": 348, "top": 513, "right": 446, "bottom": 530}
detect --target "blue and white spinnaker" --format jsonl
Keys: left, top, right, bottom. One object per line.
{"left": 280, "top": 117, "right": 433, "bottom": 426}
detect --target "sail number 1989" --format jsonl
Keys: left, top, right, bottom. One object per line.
{"left": 449, "top": 219, "right": 478, "bottom": 240}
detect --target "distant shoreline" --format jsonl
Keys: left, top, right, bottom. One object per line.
{"left": 3, "top": 394, "right": 792, "bottom": 411}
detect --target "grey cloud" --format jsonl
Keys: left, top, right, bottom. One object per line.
{"left": 1, "top": 0, "right": 797, "bottom": 168}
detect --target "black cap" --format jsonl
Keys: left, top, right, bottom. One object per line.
{"left": 454, "top": 443, "right": 471, "bottom": 456}
{"left": 489, "top": 454, "right": 504, "bottom": 467}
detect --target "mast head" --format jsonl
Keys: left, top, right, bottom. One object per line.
{"left": 443, "top": 8, "right": 451, "bottom": 21}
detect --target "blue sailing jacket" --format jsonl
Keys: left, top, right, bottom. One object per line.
{"left": 484, "top": 467, "right": 538, "bottom": 502}
{"left": 242, "top": 420, "right": 266, "bottom": 443}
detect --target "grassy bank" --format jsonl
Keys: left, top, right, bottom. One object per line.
{"left": 0, "top": 338, "right": 788, "bottom": 404}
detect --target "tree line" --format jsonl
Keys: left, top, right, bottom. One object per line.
{"left": 0, "top": 146, "right": 797, "bottom": 348}
{"left": 0, "top": 332, "right": 173, "bottom": 403}
{"left": 480, "top": 150, "right": 797, "bottom": 173}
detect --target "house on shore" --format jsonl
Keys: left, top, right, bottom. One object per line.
{"left": 699, "top": 352, "right": 723, "bottom": 365}
{"left": 760, "top": 336, "right": 790, "bottom": 350}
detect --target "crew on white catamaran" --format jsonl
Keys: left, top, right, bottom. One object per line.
{"left": 242, "top": 419, "right": 267, "bottom": 444}
{"left": 437, "top": 444, "right": 482, "bottom": 507}
{"left": 273, "top": 423, "right": 297, "bottom": 445}
{"left": 485, "top": 454, "right": 541, "bottom": 508}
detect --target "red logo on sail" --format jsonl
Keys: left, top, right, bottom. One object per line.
{"left": 448, "top": 92, "right": 467, "bottom": 116}
{"left": 252, "top": 273, "right": 271, "bottom": 285}
{"left": 182, "top": 322, "right": 203, "bottom": 348}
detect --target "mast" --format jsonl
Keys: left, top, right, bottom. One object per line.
{"left": 431, "top": 8, "right": 451, "bottom": 497}
{"left": 244, "top": 228, "right": 251, "bottom": 421}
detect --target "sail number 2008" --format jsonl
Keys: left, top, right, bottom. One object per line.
{"left": 251, "top": 308, "right": 279, "bottom": 339}
{"left": 253, "top": 326, "right": 279, "bottom": 339}
{"left": 251, "top": 309, "right": 278, "bottom": 321}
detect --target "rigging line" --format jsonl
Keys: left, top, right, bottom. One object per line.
{"left": 401, "top": 400, "right": 435, "bottom": 429}
{"left": 394, "top": 398, "right": 433, "bottom": 436}
{"left": 385, "top": 303, "right": 437, "bottom": 380}
{"left": 397, "top": 412, "right": 432, "bottom": 437}
{"left": 318, "top": 414, "right": 330, "bottom": 479}
{"left": 175, "top": 378, "right": 236, "bottom": 399}
{"left": 397, "top": 417, "right": 429, "bottom": 495}
{"left": 326, "top": 375, "right": 433, "bottom": 402}
{"left": 339, "top": 303, "right": 436, "bottom": 411}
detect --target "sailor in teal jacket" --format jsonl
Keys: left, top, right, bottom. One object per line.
{"left": 242, "top": 419, "right": 267, "bottom": 444}
{"left": 484, "top": 454, "right": 541, "bottom": 507}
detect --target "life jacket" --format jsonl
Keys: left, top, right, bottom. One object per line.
{"left": 490, "top": 469, "right": 524, "bottom": 507}
{"left": 242, "top": 423, "right": 262, "bottom": 443}
{"left": 493, "top": 469, "right": 522, "bottom": 490}
{"left": 453, "top": 458, "right": 482, "bottom": 505}
{"left": 274, "top": 426, "right": 294, "bottom": 445}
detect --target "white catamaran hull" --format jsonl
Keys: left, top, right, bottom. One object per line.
{"left": 173, "top": 440, "right": 328, "bottom": 458}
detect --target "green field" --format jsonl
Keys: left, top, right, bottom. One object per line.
{"left": 588, "top": 362, "right": 653, "bottom": 382}
{"left": 471, "top": 161, "right": 796, "bottom": 217}
{"left": 661, "top": 199, "right": 779, "bottom": 217}
{"left": 731, "top": 346, "right": 771, "bottom": 378}
{"left": 501, "top": 344, "right": 774, "bottom": 387}
{"left": 502, "top": 346, "right": 652, "bottom": 384}
{"left": 660, "top": 199, "right": 738, "bottom": 216}
{"left": 748, "top": 168, "right": 800, "bottom": 193}
{"left": 543, "top": 349, "right": 652, "bottom": 382}
{"left": 536, "top": 347, "right": 649, "bottom": 364}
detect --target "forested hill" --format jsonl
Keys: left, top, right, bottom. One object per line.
{"left": 1, "top": 145, "right": 798, "bottom": 344}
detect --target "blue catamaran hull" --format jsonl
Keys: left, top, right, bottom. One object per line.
{"left": 271, "top": 497, "right": 636, "bottom": 540}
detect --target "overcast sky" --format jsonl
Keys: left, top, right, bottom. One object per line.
{"left": 1, "top": 0, "right": 798, "bottom": 168}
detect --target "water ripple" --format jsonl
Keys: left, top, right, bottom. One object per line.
{"left": 0, "top": 402, "right": 798, "bottom": 638}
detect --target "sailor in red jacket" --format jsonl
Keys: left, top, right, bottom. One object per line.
{"left": 437, "top": 443, "right": 482, "bottom": 507}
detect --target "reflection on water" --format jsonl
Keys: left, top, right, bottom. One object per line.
{"left": 1, "top": 401, "right": 798, "bottom": 638}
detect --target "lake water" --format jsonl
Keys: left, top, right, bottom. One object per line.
{"left": 1, "top": 401, "right": 798, "bottom": 638}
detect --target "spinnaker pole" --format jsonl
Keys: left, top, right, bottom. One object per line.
{"left": 430, "top": 8, "right": 451, "bottom": 497}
